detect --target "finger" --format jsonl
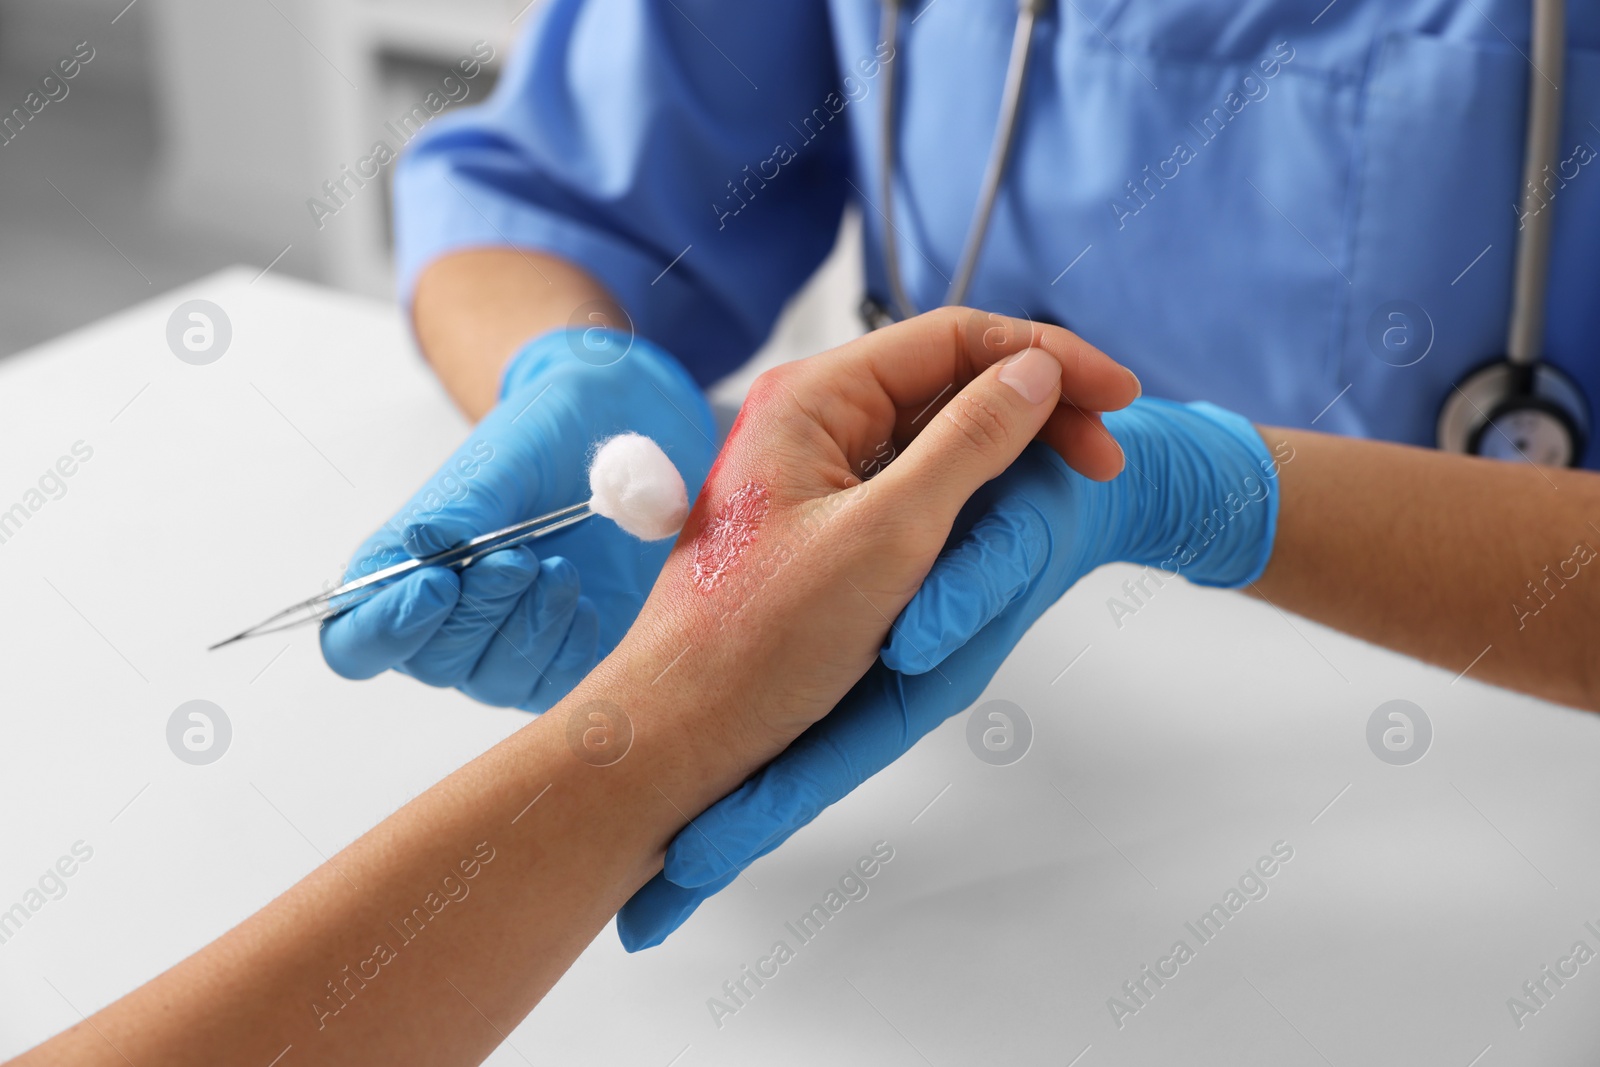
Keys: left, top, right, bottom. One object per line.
{"left": 881, "top": 500, "right": 1049, "bottom": 674}
{"left": 766, "top": 311, "right": 1133, "bottom": 492}
{"left": 1044, "top": 404, "right": 1125, "bottom": 482}
{"left": 810, "top": 307, "right": 1139, "bottom": 417}
{"left": 401, "top": 547, "right": 541, "bottom": 687}
{"left": 319, "top": 568, "right": 460, "bottom": 680}
{"left": 401, "top": 401, "right": 588, "bottom": 560}
{"left": 616, "top": 868, "right": 741, "bottom": 952}
{"left": 871, "top": 346, "right": 1062, "bottom": 531}
{"left": 339, "top": 533, "right": 409, "bottom": 582}
{"left": 405, "top": 513, "right": 482, "bottom": 559}
{"left": 458, "top": 556, "right": 581, "bottom": 707}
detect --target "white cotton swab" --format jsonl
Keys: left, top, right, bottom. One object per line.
{"left": 587, "top": 433, "right": 690, "bottom": 541}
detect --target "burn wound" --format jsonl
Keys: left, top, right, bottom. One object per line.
{"left": 692, "top": 481, "right": 770, "bottom": 594}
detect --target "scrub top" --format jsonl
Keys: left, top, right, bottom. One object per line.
{"left": 393, "top": 0, "right": 1600, "bottom": 467}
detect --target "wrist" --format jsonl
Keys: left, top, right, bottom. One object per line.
{"left": 500, "top": 328, "right": 617, "bottom": 399}
{"left": 1101, "top": 399, "right": 1282, "bottom": 588}
{"left": 561, "top": 621, "right": 787, "bottom": 814}
{"left": 499, "top": 329, "right": 706, "bottom": 422}
{"left": 491, "top": 638, "right": 767, "bottom": 898}
{"left": 496, "top": 327, "right": 717, "bottom": 490}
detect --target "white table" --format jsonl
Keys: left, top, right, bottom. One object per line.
{"left": 2, "top": 270, "right": 1597, "bottom": 1066}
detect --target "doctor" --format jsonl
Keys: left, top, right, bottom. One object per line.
{"left": 321, "top": 1, "right": 1600, "bottom": 944}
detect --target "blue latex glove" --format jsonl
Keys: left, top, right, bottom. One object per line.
{"left": 321, "top": 329, "right": 716, "bottom": 713}
{"left": 616, "top": 398, "right": 1283, "bottom": 948}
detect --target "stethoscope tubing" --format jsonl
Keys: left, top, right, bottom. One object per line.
{"left": 876, "top": 0, "right": 1565, "bottom": 361}
{"left": 878, "top": 0, "right": 1051, "bottom": 318}
{"left": 1508, "top": 0, "right": 1564, "bottom": 368}
{"left": 878, "top": 0, "right": 1586, "bottom": 462}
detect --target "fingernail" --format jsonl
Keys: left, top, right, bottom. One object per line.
{"left": 998, "top": 347, "right": 1059, "bottom": 405}
{"left": 1127, "top": 368, "right": 1142, "bottom": 398}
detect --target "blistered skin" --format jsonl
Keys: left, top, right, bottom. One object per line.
{"left": 691, "top": 481, "right": 770, "bottom": 594}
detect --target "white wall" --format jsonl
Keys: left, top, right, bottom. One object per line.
{"left": 142, "top": 0, "right": 513, "bottom": 292}
{"left": 0, "top": 0, "right": 146, "bottom": 87}
{"left": 142, "top": 0, "right": 327, "bottom": 264}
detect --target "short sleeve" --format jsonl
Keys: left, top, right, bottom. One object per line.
{"left": 393, "top": 0, "right": 850, "bottom": 384}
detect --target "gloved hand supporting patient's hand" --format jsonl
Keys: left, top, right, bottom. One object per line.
{"left": 618, "top": 398, "right": 1282, "bottom": 948}
{"left": 320, "top": 329, "right": 717, "bottom": 713}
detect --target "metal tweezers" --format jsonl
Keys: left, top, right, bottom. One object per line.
{"left": 209, "top": 501, "right": 593, "bottom": 650}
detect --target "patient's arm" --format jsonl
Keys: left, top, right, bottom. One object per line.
{"left": 19, "top": 655, "right": 775, "bottom": 1067}
{"left": 10, "top": 310, "right": 1136, "bottom": 1067}
{"left": 1252, "top": 428, "right": 1600, "bottom": 711}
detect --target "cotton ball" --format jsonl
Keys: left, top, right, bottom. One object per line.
{"left": 588, "top": 433, "right": 689, "bottom": 541}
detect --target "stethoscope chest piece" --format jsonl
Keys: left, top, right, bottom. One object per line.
{"left": 1437, "top": 358, "right": 1590, "bottom": 467}
{"left": 1432, "top": 0, "right": 1589, "bottom": 468}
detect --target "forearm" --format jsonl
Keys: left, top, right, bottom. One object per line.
{"left": 18, "top": 627, "right": 767, "bottom": 1066}
{"left": 1251, "top": 427, "right": 1600, "bottom": 711}
{"left": 412, "top": 248, "right": 619, "bottom": 419}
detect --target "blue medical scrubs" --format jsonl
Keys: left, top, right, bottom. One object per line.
{"left": 394, "top": 1, "right": 1600, "bottom": 467}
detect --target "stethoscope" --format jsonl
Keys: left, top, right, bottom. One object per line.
{"left": 865, "top": 0, "right": 1590, "bottom": 466}
{"left": 1437, "top": 0, "right": 1589, "bottom": 465}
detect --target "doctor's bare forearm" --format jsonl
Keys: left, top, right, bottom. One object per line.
{"left": 1250, "top": 428, "right": 1600, "bottom": 712}
{"left": 411, "top": 248, "right": 620, "bottom": 420}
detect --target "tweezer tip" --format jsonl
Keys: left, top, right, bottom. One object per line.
{"left": 207, "top": 632, "right": 248, "bottom": 652}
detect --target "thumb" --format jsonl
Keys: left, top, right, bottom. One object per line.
{"left": 881, "top": 496, "right": 1050, "bottom": 674}
{"left": 400, "top": 397, "right": 588, "bottom": 560}
{"left": 872, "top": 346, "right": 1064, "bottom": 528}
{"left": 403, "top": 513, "right": 481, "bottom": 559}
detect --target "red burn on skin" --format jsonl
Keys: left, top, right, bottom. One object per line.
{"left": 701, "top": 374, "right": 774, "bottom": 487}
{"left": 692, "top": 481, "right": 770, "bottom": 594}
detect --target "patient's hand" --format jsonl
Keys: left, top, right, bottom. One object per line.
{"left": 618, "top": 307, "right": 1138, "bottom": 758}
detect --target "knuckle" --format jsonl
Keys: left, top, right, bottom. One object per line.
{"left": 954, "top": 307, "right": 1030, "bottom": 361}
{"left": 936, "top": 305, "right": 973, "bottom": 334}
{"left": 752, "top": 364, "right": 796, "bottom": 396}
{"left": 939, "top": 392, "right": 1013, "bottom": 452}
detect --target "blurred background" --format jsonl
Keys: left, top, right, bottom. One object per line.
{"left": 0, "top": 0, "right": 859, "bottom": 372}
{"left": 0, "top": 0, "right": 518, "bottom": 355}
